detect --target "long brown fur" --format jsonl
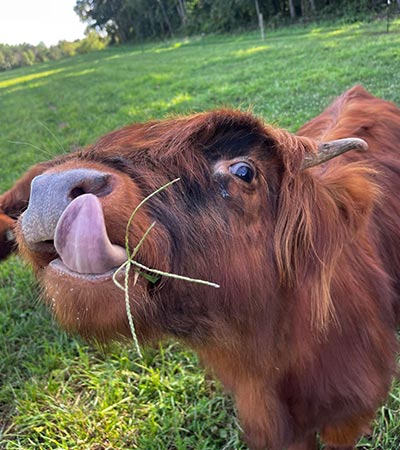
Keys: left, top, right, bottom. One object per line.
{"left": 0, "top": 85, "right": 399, "bottom": 450}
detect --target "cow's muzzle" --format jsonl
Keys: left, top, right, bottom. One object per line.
{"left": 21, "top": 168, "right": 127, "bottom": 274}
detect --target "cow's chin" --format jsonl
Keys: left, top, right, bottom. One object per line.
{"left": 41, "top": 257, "right": 146, "bottom": 342}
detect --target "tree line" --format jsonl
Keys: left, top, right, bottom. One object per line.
{"left": 1, "top": 0, "right": 398, "bottom": 71}
{"left": 0, "top": 32, "right": 106, "bottom": 72}
{"left": 74, "top": 0, "right": 398, "bottom": 43}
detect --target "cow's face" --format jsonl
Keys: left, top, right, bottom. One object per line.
{"left": 17, "top": 113, "right": 292, "bottom": 340}
{"left": 16, "top": 110, "right": 365, "bottom": 345}
{"left": 16, "top": 112, "right": 286, "bottom": 343}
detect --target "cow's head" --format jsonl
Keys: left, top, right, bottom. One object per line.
{"left": 16, "top": 111, "right": 372, "bottom": 346}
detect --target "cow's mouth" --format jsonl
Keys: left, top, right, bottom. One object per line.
{"left": 49, "top": 258, "right": 120, "bottom": 281}
{"left": 49, "top": 194, "right": 128, "bottom": 281}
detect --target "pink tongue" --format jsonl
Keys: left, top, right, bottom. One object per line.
{"left": 54, "top": 194, "right": 127, "bottom": 274}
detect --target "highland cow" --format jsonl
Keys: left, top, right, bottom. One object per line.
{"left": 0, "top": 85, "right": 399, "bottom": 450}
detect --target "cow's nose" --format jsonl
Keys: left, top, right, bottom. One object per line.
{"left": 21, "top": 168, "right": 113, "bottom": 250}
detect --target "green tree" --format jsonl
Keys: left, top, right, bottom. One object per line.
{"left": 74, "top": 0, "right": 184, "bottom": 42}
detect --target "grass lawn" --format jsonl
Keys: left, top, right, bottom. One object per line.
{"left": 0, "top": 19, "right": 400, "bottom": 450}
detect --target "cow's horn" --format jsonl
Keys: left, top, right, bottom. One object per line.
{"left": 301, "top": 138, "right": 368, "bottom": 170}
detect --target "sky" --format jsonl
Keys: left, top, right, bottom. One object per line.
{"left": 0, "top": 0, "right": 87, "bottom": 46}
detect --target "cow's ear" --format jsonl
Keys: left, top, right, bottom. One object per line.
{"left": 268, "top": 126, "right": 367, "bottom": 175}
{"left": 0, "top": 213, "right": 15, "bottom": 261}
{"left": 273, "top": 133, "right": 377, "bottom": 332}
{"left": 0, "top": 160, "right": 58, "bottom": 262}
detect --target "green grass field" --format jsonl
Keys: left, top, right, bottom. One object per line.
{"left": 1, "top": 19, "right": 400, "bottom": 450}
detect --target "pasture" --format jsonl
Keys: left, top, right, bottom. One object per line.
{"left": 1, "top": 19, "right": 400, "bottom": 449}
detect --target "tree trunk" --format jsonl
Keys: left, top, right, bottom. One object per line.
{"left": 157, "top": 0, "right": 174, "bottom": 37}
{"left": 300, "top": 0, "right": 305, "bottom": 16}
{"left": 177, "top": 0, "right": 187, "bottom": 27}
{"left": 254, "top": 0, "right": 265, "bottom": 40}
{"left": 289, "top": 0, "right": 296, "bottom": 19}
{"left": 309, "top": 0, "right": 316, "bottom": 13}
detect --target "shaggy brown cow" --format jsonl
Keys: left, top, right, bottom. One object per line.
{"left": 0, "top": 85, "right": 399, "bottom": 450}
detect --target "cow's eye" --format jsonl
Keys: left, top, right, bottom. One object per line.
{"left": 229, "top": 162, "right": 255, "bottom": 183}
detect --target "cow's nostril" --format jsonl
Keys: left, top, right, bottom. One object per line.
{"left": 70, "top": 186, "right": 86, "bottom": 199}
{"left": 69, "top": 174, "right": 113, "bottom": 200}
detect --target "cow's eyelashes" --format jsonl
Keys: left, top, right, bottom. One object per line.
{"left": 229, "top": 162, "right": 255, "bottom": 183}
